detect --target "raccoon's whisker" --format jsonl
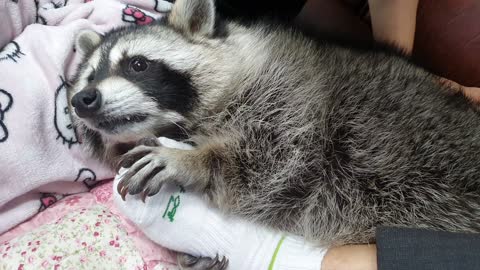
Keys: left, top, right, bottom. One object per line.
{"left": 167, "top": 119, "right": 190, "bottom": 138}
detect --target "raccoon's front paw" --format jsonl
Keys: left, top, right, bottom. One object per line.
{"left": 117, "top": 139, "right": 210, "bottom": 201}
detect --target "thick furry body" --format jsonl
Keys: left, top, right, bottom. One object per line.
{"left": 70, "top": 0, "right": 480, "bottom": 246}
{"left": 185, "top": 25, "right": 480, "bottom": 244}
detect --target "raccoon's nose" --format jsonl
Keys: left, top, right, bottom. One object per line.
{"left": 71, "top": 89, "right": 102, "bottom": 118}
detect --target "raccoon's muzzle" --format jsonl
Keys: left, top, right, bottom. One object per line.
{"left": 71, "top": 88, "right": 102, "bottom": 118}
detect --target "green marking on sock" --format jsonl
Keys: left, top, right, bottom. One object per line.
{"left": 161, "top": 186, "right": 185, "bottom": 222}
{"left": 162, "top": 195, "right": 181, "bottom": 222}
{"left": 268, "top": 235, "right": 286, "bottom": 270}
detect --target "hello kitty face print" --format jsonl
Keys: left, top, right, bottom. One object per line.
{"left": 0, "top": 41, "right": 25, "bottom": 63}
{"left": 122, "top": 5, "right": 155, "bottom": 25}
{"left": 0, "top": 89, "right": 13, "bottom": 143}
{"left": 54, "top": 76, "right": 79, "bottom": 148}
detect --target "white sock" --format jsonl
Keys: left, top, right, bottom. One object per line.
{"left": 113, "top": 137, "right": 327, "bottom": 270}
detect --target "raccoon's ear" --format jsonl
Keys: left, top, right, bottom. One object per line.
{"left": 75, "top": 30, "right": 102, "bottom": 55}
{"left": 168, "top": 0, "right": 215, "bottom": 37}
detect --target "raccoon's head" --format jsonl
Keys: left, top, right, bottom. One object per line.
{"left": 70, "top": 0, "right": 232, "bottom": 160}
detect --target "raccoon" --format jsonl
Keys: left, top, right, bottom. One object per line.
{"left": 70, "top": 0, "right": 480, "bottom": 250}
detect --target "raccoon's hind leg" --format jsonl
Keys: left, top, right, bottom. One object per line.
{"left": 177, "top": 253, "right": 228, "bottom": 270}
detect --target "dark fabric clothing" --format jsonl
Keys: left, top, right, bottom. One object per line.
{"left": 215, "top": 0, "right": 306, "bottom": 21}
{"left": 342, "top": 0, "right": 370, "bottom": 19}
{"left": 376, "top": 227, "right": 480, "bottom": 270}
{"left": 215, "top": 0, "right": 370, "bottom": 21}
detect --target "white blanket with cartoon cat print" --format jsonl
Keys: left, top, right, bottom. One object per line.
{"left": 0, "top": 0, "right": 173, "bottom": 234}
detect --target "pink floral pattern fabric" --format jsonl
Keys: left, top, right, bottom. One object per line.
{"left": 0, "top": 181, "right": 178, "bottom": 269}
{"left": 0, "top": 205, "right": 146, "bottom": 269}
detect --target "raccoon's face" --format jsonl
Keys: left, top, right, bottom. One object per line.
{"left": 69, "top": 0, "right": 220, "bottom": 144}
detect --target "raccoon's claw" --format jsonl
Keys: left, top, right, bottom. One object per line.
{"left": 177, "top": 253, "right": 229, "bottom": 270}
{"left": 118, "top": 146, "right": 154, "bottom": 169}
{"left": 117, "top": 144, "right": 188, "bottom": 201}
{"left": 115, "top": 138, "right": 160, "bottom": 172}
{"left": 117, "top": 140, "right": 213, "bottom": 202}
{"left": 140, "top": 190, "right": 148, "bottom": 203}
{"left": 119, "top": 182, "right": 129, "bottom": 201}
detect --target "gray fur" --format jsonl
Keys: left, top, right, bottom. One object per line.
{"left": 71, "top": 0, "right": 480, "bottom": 247}
{"left": 75, "top": 30, "right": 102, "bottom": 56}
{"left": 177, "top": 253, "right": 228, "bottom": 270}
{"left": 169, "top": 0, "right": 215, "bottom": 37}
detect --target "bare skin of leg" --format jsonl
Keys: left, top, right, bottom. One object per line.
{"left": 368, "top": 0, "right": 418, "bottom": 55}
{"left": 321, "top": 244, "right": 377, "bottom": 270}
{"left": 438, "top": 78, "right": 480, "bottom": 103}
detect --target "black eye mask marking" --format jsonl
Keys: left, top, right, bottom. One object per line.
{"left": 118, "top": 57, "right": 199, "bottom": 114}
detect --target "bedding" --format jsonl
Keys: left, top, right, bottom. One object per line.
{"left": 0, "top": 0, "right": 171, "bottom": 235}
{"left": 0, "top": 181, "right": 178, "bottom": 269}
{"left": 0, "top": 0, "right": 190, "bottom": 267}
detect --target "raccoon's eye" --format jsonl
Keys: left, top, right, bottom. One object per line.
{"left": 87, "top": 72, "right": 95, "bottom": 82}
{"left": 130, "top": 57, "right": 149, "bottom": 72}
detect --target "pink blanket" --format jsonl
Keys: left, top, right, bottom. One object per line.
{"left": 0, "top": 0, "right": 171, "bottom": 234}
{"left": 0, "top": 0, "right": 180, "bottom": 268}
{"left": 0, "top": 181, "right": 178, "bottom": 269}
